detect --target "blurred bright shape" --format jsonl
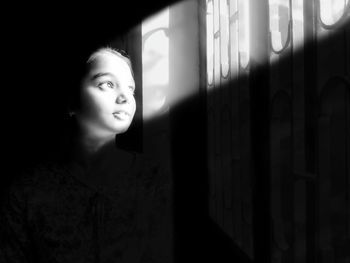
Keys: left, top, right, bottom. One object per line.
{"left": 220, "top": 0, "right": 230, "bottom": 78}
{"left": 207, "top": 0, "right": 214, "bottom": 86}
{"left": 229, "top": 0, "right": 239, "bottom": 80}
{"left": 292, "top": 0, "right": 304, "bottom": 46}
{"left": 269, "top": 0, "right": 290, "bottom": 52}
{"left": 207, "top": 0, "right": 250, "bottom": 87}
{"left": 142, "top": 8, "right": 169, "bottom": 120}
{"left": 238, "top": 0, "right": 250, "bottom": 68}
{"left": 214, "top": 0, "right": 221, "bottom": 86}
{"left": 320, "top": 0, "right": 349, "bottom": 26}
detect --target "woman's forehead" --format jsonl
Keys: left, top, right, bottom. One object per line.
{"left": 88, "top": 51, "right": 134, "bottom": 80}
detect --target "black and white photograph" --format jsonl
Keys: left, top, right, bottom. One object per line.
{"left": 0, "top": 0, "right": 349, "bottom": 262}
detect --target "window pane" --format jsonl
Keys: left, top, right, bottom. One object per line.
{"left": 292, "top": 0, "right": 304, "bottom": 49}
{"left": 220, "top": 0, "right": 230, "bottom": 78}
{"left": 214, "top": 0, "right": 220, "bottom": 33}
{"left": 320, "top": 0, "right": 349, "bottom": 26}
{"left": 238, "top": 0, "right": 250, "bottom": 68}
{"left": 230, "top": 0, "right": 239, "bottom": 79}
{"left": 214, "top": 0, "right": 221, "bottom": 86}
{"left": 214, "top": 37, "right": 221, "bottom": 86}
{"left": 207, "top": 0, "right": 214, "bottom": 86}
{"left": 269, "top": 0, "right": 290, "bottom": 52}
{"left": 142, "top": 8, "right": 169, "bottom": 119}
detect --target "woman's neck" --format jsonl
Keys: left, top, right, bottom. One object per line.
{"left": 71, "top": 128, "right": 116, "bottom": 168}
{"left": 81, "top": 133, "right": 114, "bottom": 154}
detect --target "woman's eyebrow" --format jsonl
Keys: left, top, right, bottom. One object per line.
{"left": 91, "top": 72, "right": 114, "bottom": 80}
{"left": 91, "top": 72, "right": 134, "bottom": 86}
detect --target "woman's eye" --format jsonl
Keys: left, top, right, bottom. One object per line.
{"left": 98, "top": 81, "right": 114, "bottom": 90}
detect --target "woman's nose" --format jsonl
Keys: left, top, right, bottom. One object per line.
{"left": 116, "top": 93, "right": 128, "bottom": 104}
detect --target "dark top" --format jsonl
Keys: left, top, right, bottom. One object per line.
{"left": 0, "top": 149, "right": 172, "bottom": 263}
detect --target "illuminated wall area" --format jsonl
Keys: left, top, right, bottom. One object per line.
{"left": 138, "top": 0, "right": 349, "bottom": 262}
{"left": 205, "top": 0, "right": 349, "bottom": 262}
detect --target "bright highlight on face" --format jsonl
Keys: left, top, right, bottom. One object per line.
{"left": 76, "top": 49, "right": 136, "bottom": 139}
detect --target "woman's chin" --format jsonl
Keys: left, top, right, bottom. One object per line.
{"left": 110, "top": 125, "right": 130, "bottom": 135}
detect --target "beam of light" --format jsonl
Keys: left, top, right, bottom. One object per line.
{"left": 320, "top": 0, "right": 349, "bottom": 26}
{"left": 317, "top": 0, "right": 349, "bottom": 41}
{"left": 292, "top": 0, "right": 304, "bottom": 48}
{"left": 134, "top": 0, "right": 349, "bottom": 260}
{"left": 220, "top": 0, "right": 230, "bottom": 79}
{"left": 207, "top": 0, "right": 214, "bottom": 88}
{"left": 207, "top": 0, "right": 250, "bottom": 86}
{"left": 229, "top": 0, "right": 239, "bottom": 81}
{"left": 142, "top": 7, "right": 169, "bottom": 121}
{"left": 139, "top": 0, "right": 349, "bottom": 125}
{"left": 269, "top": 0, "right": 290, "bottom": 55}
{"left": 214, "top": 0, "right": 221, "bottom": 87}
{"left": 238, "top": 0, "right": 250, "bottom": 69}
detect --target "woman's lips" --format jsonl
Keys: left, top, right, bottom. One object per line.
{"left": 113, "top": 111, "right": 129, "bottom": 120}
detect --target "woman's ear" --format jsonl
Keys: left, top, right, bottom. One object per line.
{"left": 65, "top": 105, "right": 76, "bottom": 118}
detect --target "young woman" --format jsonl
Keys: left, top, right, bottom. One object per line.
{"left": 0, "top": 47, "right": 172, "bottom": 263}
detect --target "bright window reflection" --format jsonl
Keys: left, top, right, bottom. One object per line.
{"left": 142, "top": 8, "right": 169, "bottom": 120}
{"left": 214, "top": 34, "right": 221, "bottom": 86}
{"left": 238, "top": 0, "right": 250, "bottom": 68}
{"left": 269, "top": 0, "right": 290, "bottom": 52}
{"left": 207, "top": 0, "right": 250, "bottom": 86}
{"left": 292, "top": 0, "right": 304, "bottom": 47}
{"left": 220, "top": 0, "right": 230, "bottom": 78}
{"left": 320, "top": 0, "right": 349, "bottom": 26}
{"left": 207, "top": 0, "right": 214, "bottom": 86}
{"left": 230, "top": 0, "right": 239, "bottom": 79}
{"left": 214, "top": 0, "right": 220, "bottom": 33}
{"left": 214, "top": 0, "right": 221, "bottom": 87}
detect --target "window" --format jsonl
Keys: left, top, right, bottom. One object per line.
{"left": 269, "top": 0, "right": 291, "bottom": 53}
{"left": 214, "top": 0, "right": 221, "bottom": 86}
{"left": 292, "top": 0, "right": 304, "bottom": 48}
{"left": 220, "top": 0, "right": 230, "bottom": 78}
{"left": 238, "top": 0, "right": 250, "bottom": 68}
{"left": 229, "top": 0, "right": 239, "bottom": 79}
{"left": 206, "top": 0, "right": 250, "bottom": 89}
{"left": 319, "top": 0, "right": 349, "bottom": 27}
{"left": 207, "top": 0, "right": 214, "bottom": 87}
{"left": 142, "top": 8, "right": 169, "bottom": 120}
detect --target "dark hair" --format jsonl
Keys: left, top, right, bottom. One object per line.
{"left": 87, "top": 47, "right": 134, "bottom": 77}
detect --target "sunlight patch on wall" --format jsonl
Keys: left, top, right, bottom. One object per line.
{"left": 206, "top": 0, "right": 349, "bottom": 77}
{"left": 206, "top": 0, "right": 250, "bottom": 89}
{"left": 292, "top": 0, "right": 304, "bottom": 49}
{"left": 320, "top": 0, "right": 349, "bottom": 26}
{"left": 238, "top": 0, "right": 250, "bottom": 69}
{"left": 269, "top": 0, "right": 290, "bottom": 55}
{"left": 318, "top": 0, "right": 349, "bottom": 39}
{"left": 142, "top": 8, "right": 169, "bottom": 121}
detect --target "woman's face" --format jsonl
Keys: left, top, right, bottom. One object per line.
{"left": 76, "top": 51, "right": 136, "bottom": 138}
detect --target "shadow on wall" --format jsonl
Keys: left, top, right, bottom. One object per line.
{"left": 164, "top": 14, "right": 350, "bottom": 263}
